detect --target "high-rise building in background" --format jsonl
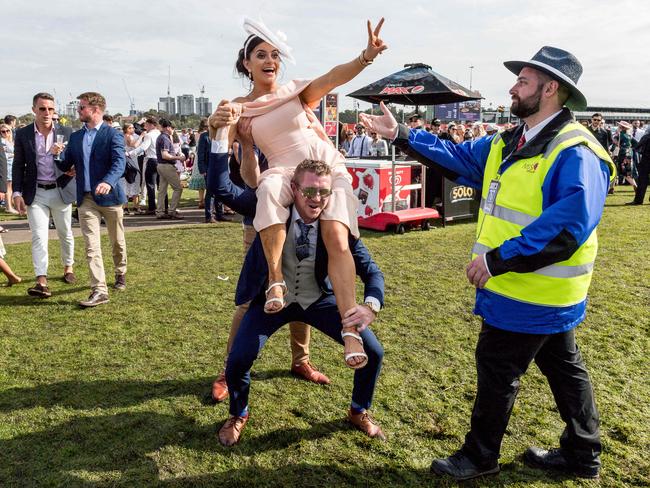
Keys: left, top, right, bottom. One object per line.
{"left": 158, "top": 96, "right": 176, "bottom": 114}
{"left": 176, "top": 94, "right": 195, "bottom": 116}
{"left": 196, "top": 96, "right": 212, "bottom": 117}
{"left": 65, "top": 100, "right": 79, "bottom": 120}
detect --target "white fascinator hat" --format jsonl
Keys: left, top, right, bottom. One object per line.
{"left": 242, "top": 17, "right": 295, "bottom": 65}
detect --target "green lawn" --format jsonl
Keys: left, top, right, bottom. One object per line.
{"left": 0, "top": 186, "right": 648, "bottom": 487}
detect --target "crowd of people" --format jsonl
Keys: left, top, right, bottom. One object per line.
{"left": 0, "top": 15, "right": 643, "bottom": 483}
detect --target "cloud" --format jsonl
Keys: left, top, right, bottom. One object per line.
{"left": 1, "top": 0, "right": 649, "bottom": 116}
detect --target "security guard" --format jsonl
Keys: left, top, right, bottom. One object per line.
{"left": 361, "top": 46, "right": 615, "bottom": 481}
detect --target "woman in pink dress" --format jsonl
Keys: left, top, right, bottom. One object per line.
{"left": 211, "top": 18, "right": 387, "bottom": 369}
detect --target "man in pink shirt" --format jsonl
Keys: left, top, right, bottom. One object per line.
{"left": 12, "top": 92, "right": 77, "bottom": 298}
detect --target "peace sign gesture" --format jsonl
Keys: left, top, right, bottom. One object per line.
{"left": 365, "top": 17, "right": 388, "bottom": 61}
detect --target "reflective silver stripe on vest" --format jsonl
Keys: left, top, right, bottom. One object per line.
{"left": 535, "top": 262, "right": 594, "bottom": 278}
{"left": 472, "top": 242, "right": 493, "bottom": 255}
{"left": 480, "top": 198, "right": 537, "bottom": 227}
{"left": 471, "top": 242, "right": 594, "bottom": 277}
{"left": 543, "top": 129, "right": 602, "bottom": 159}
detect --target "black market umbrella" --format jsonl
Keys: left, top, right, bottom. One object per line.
{"left": 348, "top": 63, "right": 483, "bottom": 108}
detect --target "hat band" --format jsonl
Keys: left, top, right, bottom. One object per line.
{"left": 526, "top": 59, "right": 578, "bottom": 89}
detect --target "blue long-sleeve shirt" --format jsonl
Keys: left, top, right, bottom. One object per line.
{"left": 394, "top": 111, "right": 611, "bottom": 334}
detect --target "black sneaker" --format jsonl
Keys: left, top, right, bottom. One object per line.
{"left": 430, "top": 451, "right": 499, "bottom": 481}
{"left": 524, "top": 446, "right": 599, "bottom": 479}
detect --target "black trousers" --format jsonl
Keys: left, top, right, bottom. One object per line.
{"left": 461, "top": 322, "right": 601, "bottom": 469}
{"left": 633, "top": 156, "right": 650, "bottom": 203}
{"left": 144, "top": 159, "right": 167, "bottom": 212}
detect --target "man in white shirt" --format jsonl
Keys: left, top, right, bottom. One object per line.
{"left": 12, "top": 92, "right": 76, "bottom": 298}
{"left": 346, "top": 124, "right": 372, "bottom": 158}
{"left": 128, "top": 117, "right": 160, "bottom": 214}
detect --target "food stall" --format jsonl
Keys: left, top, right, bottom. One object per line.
{"left": 346, "top": 63, "right": 483, "bottom": 231}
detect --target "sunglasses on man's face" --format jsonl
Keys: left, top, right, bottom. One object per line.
{"left": 296, "top": 186, "right": 332, "bottom": 199}
{"left": 0, "top": 129, "right": 10, "bottom": 133}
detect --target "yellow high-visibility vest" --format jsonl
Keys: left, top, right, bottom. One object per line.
{"left": 473, "top": 122, "right": 616, "bottom": 307}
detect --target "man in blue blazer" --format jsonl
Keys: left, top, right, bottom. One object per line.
{"left": 208, "top": 141, "right": 386, "bottom": 447}
{"left": 61, "top": 92, "right": 127, "bottom": 308}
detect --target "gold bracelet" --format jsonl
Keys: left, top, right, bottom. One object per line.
{"left": 358, "top": 49, "right": 373, "bottom": 67}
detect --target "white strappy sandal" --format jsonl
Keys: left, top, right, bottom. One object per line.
{"left": 341, "top": 327, "right": 369, "bottom": 369}
{"left": 264, "top": 281, "right": 288, "bottom": 314}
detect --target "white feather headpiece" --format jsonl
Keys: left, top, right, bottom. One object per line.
{"left": 243, "top": 17, "right": 295, "bottom": 65}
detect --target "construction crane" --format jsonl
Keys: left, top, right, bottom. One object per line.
{"left": 122, "top": 79, "right": 136, "bottom": 115}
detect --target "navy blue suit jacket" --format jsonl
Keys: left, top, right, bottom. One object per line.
{"left": 62, "top": 123, "right": 127, "bottom": 206}
{"left": 12, "top": 123, "right": 76, "bottom": 205}
{"left": 206, "top": 151, "right": 384, "bottom": 307}
{"left": 196, "top": 132, "right": 210, "bottom": 175}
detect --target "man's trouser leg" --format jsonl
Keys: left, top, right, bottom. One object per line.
{"left": 138, "top": 156, "right": 146, "bottom": 205}
{"left": 461, "top": 323, "right": 545, "bottom": 467}
{"left": 204, "top": 175, "right": 215, "bottom": 220}
{"left": 306, "top": 298, "right": 383, "bottom": 410}
{"left": 78, "top": 195, "right": 108, "bottom": 294}
{"left": 226, "top": 299, "right": 295, "bottom": 416}
{"left": 26, "top": 188, "right": 54, "bottom": 277}
{"left": 156, "top": 165, "right": 170, "bottom": 216}
{"left": 289, "top": 322, "right": 310, "bottom": 365}
{"left": 101, "top": 204, "right": 127, "bottom": 278}
{"left": 633, "top": 158, "right": 650, "bottom": 203}
{"left": 157, "top": 164, "right": 182, "bottom": 214}
{"left": 49, "top": 193, "right": 74, "bottom": 271}
{"left": 534, "top": 328, "right": 601, "bottom": 470}
{"left": 144, "top": 159, "right": 158, "bottom": 211}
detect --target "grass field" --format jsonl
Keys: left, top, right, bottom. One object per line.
{"left": 0, "top": 186, "right": 648, "bottom": 487}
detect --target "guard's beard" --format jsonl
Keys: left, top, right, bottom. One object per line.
{"left": 511, "top": 88, "right": 542, "bottom": 119}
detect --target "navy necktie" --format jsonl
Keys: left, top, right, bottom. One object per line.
{"left": 295, "top": 220, "right": 312, "bottom": 261}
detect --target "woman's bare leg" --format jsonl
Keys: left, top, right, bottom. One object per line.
{"left": 260, "top": 223, "right": 287, "bottom": 313}
{"left": 0, "top": 258, "right": 21, "bottom": 285}
{"left": 6, "top": 182, "right": 14, "bottom": 212}
{"left": 321, "top": 220, "right": 366, "bottom": 367}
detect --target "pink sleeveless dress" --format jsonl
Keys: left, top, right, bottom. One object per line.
{"left": 242, "top": 79, "right": 359, "bottom": 237}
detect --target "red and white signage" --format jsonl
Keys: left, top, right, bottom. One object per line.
{"left": 346, "top": 160, "right": 412, "bottom": 219}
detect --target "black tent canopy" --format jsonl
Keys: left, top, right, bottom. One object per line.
{"left": 348, "top": 63, "right": 482, "bottom": 106}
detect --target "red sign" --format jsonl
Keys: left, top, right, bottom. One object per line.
{"left": 379, "top": 85, "right": 425, "bottom": 95}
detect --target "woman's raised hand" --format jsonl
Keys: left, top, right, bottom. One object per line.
{"left": 365, "top": 18, "right": 387, "bottom": 61}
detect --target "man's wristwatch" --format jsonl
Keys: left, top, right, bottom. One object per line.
{"left": 363, "top": 301, "right": 380, "bottom": 315}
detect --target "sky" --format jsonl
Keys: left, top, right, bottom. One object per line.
{"left": 2, "top": 0, "right": 649, "bottom": 117}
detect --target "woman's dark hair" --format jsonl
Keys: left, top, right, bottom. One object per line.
{"left": 198, "top": 118, "right": 209, "bottom": 132}
{"left": 235, "top": 35, "right": 265, "bottom": 79}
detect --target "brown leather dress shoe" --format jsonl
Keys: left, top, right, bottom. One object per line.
{"left": 79, "top": 291, "right": 110, "bottom": 308}
{"left": 63, "top": 272, "right": 77, "bottom": 284}
{"left": 27, "top": 282, "right": 52, "bottom": 298}
{"left": 211, "top": 372, "right": 229, "bottom": 403}
{"left": 347, "top": 409, "right": 386, "bottom": 441}
{"left": 218, "top": 414, "right": 249, "bottom": 446}
{"left": 291, "top": 361, "right": 331, "bottom": 385}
